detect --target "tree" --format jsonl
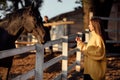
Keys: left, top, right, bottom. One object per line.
{"left": 57, "top": 0, "right": 119, "bottom": 52}
{"left": 82, "top": 0, "right": 114, "bottom": 40}
{"left": 0, "top": 0, "right": 7, "bottom": 10}
{"left": 0, "top": 0, "right": 6, "bottom": 5}
{"left": 0, "top": 0, "right": 43, "bottom": 11}
{"left": 0, "top": 0, "right": 116, "bottom": 40}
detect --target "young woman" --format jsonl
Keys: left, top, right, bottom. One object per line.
{"left": 76, "top": 18, "right": 106, "bottom": 80}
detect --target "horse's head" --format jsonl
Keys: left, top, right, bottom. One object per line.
{"left": 21, "top": 6, "right": 46, "bottom": 44}
{"left": 0, "top": 2, "right": 46, "bottom": 44}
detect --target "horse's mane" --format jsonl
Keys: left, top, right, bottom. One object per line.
{"left": 0, "top": 7, "right": 32, "bottom": 36}
{"left": 3, "top": 7, "right": 30, "bottom": 21}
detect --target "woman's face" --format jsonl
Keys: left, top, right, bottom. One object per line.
{"left": 89, "top": 21, "right": 94, "bottom": 32}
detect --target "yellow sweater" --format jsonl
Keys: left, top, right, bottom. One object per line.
{"left": 77, "top": 31, "right": 106, "bottom": 80}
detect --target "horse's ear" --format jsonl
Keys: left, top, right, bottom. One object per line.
{"left": 31, "top": 0, "right": 43, "bottom": 10}
{"left": 31, "top": 1, "right": 38, "bottom": 10}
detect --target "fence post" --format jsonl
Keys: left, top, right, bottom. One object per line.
{"left": 63, "top": 18, "right": 68, "bottom": 36}
{"left": 35, "top": 44, "right": 44, "bottom": 80}
{"left": 62, "top": 36, "right": 68, "bottom": 80}
{"left": 85, "top": 29, "right": 90, "bottom": 43}
{"left": 76, "top": 32, "right": 82, "bottom": 72}
{"left": 27, "top": 33, "right": 32, "bottom": 46}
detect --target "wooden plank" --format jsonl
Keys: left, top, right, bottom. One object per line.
{"left": 85, "top": 29, "right": 90, "bottom": 43}
{"left": 76, "top": 50, "right": 81, "bottom": 72}
{"left": 43, "top": 55, "right": 63, "bottom": 69}
{"left": 43, "top": 38, "right": 63, "bottom": 48}
{"left": 68, "top": 43, "right": 76, "bottom": 48}
{"left": 106, "top": 53, "right": 120, "bottom": 57}
{"left": 94, "top": 16, "right": 120, "bottom": 21}
{"left": 62, "top": 36, "right": 68, "bottom": 80}
{"left": 68, "top": 48, "right": 78, "bottom": 56}
{"left": 53, "top": 73, "right": 62, "bottom": 80}
{"left": 35, "top": 44, "right": 44, "bottom": 80}
{"left": 76, "top": 32, "right": 82, "bottom": 72}
{"left": 43, "top": 21, "right": 74, "bottom": 26}
{"left": 106, "top": 40, "right": 120, "bottom": 43}
{"left": 12, "top": 69, "right": 35, "bottom": 80}
{"left": 15, "top": 41, "right": 37, "bottom": 44}
{"left": 68, "top": 34, "right": 78, "bottom": 42}
{"left": 68, "top": 62, "right": 76, "bottom": 72}
{"left": 0, "top": 45, "right": 35, "bottom": 59}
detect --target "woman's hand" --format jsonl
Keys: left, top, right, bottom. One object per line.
{"left": 75, "top": 36, "right": 82, "bottom": 42}
{"left": 75, "top": 36, "right": 83, "bottom": 49}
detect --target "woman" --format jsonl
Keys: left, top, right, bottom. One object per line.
{"left": 76, "top": 18, "right": 106, "bottom": 80}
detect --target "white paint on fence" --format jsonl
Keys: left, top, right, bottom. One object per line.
{"left": 76, "top": 32, "right": 82, "bottom": 72}
{"left": 0, "top": 32, "right": 84, "bottom": 80}
{"left": 1, "top": 29, "right": 119, "bottom": 80}
{"left": 62, "top": 36, "right": 68, "bottom": 80}
{"left": 35, "top": 44, "right": 44, "bottom": 80}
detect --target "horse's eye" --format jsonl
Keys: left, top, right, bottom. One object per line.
{"left": 34, "top": 18, "right": 36, "bottom": 21}
{"left": 30, "top": 29, "right": 33, "bottom": 33}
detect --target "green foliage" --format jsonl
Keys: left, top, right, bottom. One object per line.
{"left": 0, "top": 0, "right": 7, "bottom": 10}
{"left": 0, "top": 0, "right": 6, "bottom": 5}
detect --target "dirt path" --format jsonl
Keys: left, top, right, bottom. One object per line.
{"left": 0, "top": 52, "right": 120, "bottom": 80}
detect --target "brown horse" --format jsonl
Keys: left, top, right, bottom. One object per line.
{"left": 0, "top": 5, "right": 45, "bottom": 80}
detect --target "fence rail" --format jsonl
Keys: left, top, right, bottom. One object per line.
{"left": 0, "top": 45, "right": 35, "bottom": 59}
{"left": 0, "top": 29, "right": 120, "bottom": 80}
{"left": 0, "top": 32, "right": 83, "bottom": 80}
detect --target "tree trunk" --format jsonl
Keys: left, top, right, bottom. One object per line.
{"left": 82, "top": 0, "right": 114, "bottom": 40}
{"left": 82, "top": 0, "right": 93, "bottom": 29}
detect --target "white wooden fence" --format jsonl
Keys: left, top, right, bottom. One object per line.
{"left": 0, "top": 28, "right": 120, "bottom": 80}
{"left": 0, "top": 32, "right": 84, "bottom": 80}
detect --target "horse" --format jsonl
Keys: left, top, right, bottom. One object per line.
{"left": 0, "top": 5, "right": 46, "bottom": 80}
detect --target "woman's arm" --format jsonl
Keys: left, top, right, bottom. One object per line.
{"left": 85, "top": 37, "right": 106, "bottom": 60}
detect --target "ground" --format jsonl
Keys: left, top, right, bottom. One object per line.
{"left": 0, "top": 51, "right": 120, "bottom": 80}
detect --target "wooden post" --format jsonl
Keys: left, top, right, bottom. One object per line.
{"left": 27, "top": 33, "right": 32, "bottom": 46}
{"left": 85, "top": 29, "right": 90, "bottom": 43}
{"left": 62, "top": 36, "right": 68, "bottom": 80}
{"left": 35, "top": 44, "right": 44, "bottom": 80}
{"left": 76, "top": 32, "right": 82, "bottom": 72}
{"left": 43, "top": 21, "right": 74, "bottom": 26}
{"left": 63, "top": 18, "right": 68, "bottom": 36}
{"left": 84, "top": 11, "right": 92, "bottom": 43}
